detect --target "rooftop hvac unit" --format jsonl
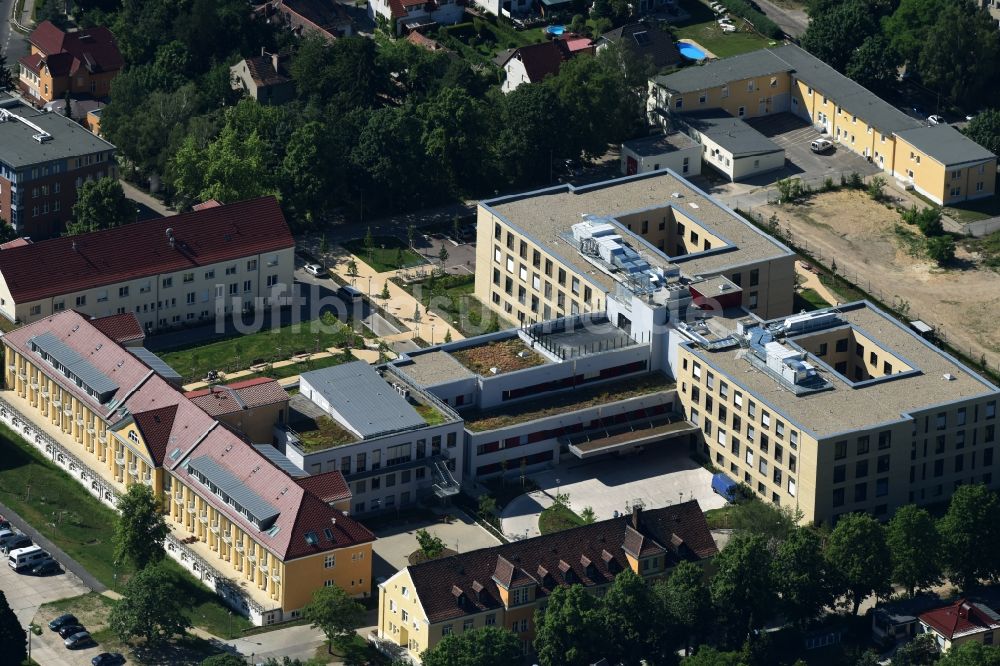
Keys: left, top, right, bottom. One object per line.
{"left": 32, "top": 132, "right": 53, "bottom": 143}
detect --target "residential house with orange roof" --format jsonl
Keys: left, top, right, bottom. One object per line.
{"left": 17, "top": 20, "right": 123, "bottom": 105}
{"left": 919, "top": 599, "right": 1000, "bottom": 652}
{"left": 1, "top": 310, "right": 375, "bottom": 624}
{"left": 375, "top": 502, "right": 717, "bottom": 660}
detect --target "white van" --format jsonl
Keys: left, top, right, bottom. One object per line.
{"left": 8, "top": 545, "right": 48, "bottom": 571}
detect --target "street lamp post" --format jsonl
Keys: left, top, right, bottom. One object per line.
{"left": 431, "top": 324, "right": 435, "bottom": 345}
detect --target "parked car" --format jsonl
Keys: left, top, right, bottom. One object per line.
{"left": 710, "top": 1, "right": 726, "bottom": 12}
{"left": 59, "top": 624, "right": 87, "bottom": 639}
{"left": 304, "top": 263, "right": 325, "bottom": 277}
{"left": 928, "top": 115, "right": 945, "bottom": 126}
{"left": 92, "top": 654, "right": 126, "bottom": 666}
{"left": 65, "top": 631, "right": 95, "bottom": 649}
{"left": 810, "top": 138, "right": 834, "bottom": 153}
{"left": 32, "top": 558, "right": 61, "bottom": 575}
{"left": 1, "top": 534, "right": 31, "bottom": 555}
{"left": 718, "top": 17, "right": 735, "bottom": 26}
{"left": 48, "top": 613, "right": 78, "bottom": 631}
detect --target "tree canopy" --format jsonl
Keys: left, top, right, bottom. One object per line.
{"left": 303, "top": 585, "right": 366, "bottom": 653}
{"left": 533, "top": 584, "right": 604, "bottom": 666}
{"left": 938, "top": 483, "right": 1000, "bottom": 590}
{"left": 420, "top": 626, "right": 523, "bottom": 666}
{"left": 109, "top": 563, "right": 191, "bottom": 644}
{"left": 0, "top": 591, "right": 26, "bottom": 666}
{"left": 964, "top": 109, "right": 1000, "bottom": 156}
{"left": 886, "top": 505, "right": 942, "bottom": 596}
{"left": 68, "top": 177, "right": 136, "bottom": 236}
{"left": 113, "top": 482, "right": 169, "bottom": 570}
{"left": 825, "top": 513, "right": 892, "bottom": 614}
{"left": 710, "top": 533, "right": 776, "bottom": 646}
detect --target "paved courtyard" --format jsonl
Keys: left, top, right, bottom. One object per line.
{"left": 501, "top": 444, "right": 725, "bottom": 540}
{"left": 371, "top": 510, "right": 502, "bottom": 583}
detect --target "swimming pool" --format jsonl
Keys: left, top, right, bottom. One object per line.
{"left": 546, "top": 25, "right": 566, "bottom": 36}
{"left": 677, "top": 42, "right": 707, "bottom": 60}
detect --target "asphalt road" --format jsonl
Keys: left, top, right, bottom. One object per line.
{"left": 1, "top": 0, "right": 30, "bottom": 61}
{"left": 753, "top": 0, "right": 809, "bottom": 37}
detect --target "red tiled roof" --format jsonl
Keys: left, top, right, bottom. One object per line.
{"left": 132, "top": 404, "right": 179, "bottom": 465}
{"left": 18, "top": 53, "right": 44, "bottom": 73}
{"left": 295, "top": 470, "right": 352, "bottom": 504}
{"left": 920, "top": 599, "right": 1000, "bottom": 640}
{"left": 0, "top": 196, "right": 294, "bottom": 304}
{"left": 276, "top": 0, "right": 352, "bottom": 37}
{"left": 506, "top": 41, "right": 565, "bottom": 83}
{"left": 406, "top": 31, "right": 444, "bottom": 51}
{"left": 88, "top": 312, "right": 145, "bottom": 345}
{"left": 242, "top": 56, "right": 290, "bottom": 88}
{"left": 192, "top": 199, "right": 223, "bottom": 211}
{"left": 0, "top": 238, "right": 32, "bottom": 249}
{"left": 387, "top": 0, "right": 407, "bottom": 18}
{"left": 406, "top": 501, "right": 717, "bottom": 623}
{"left": 184, "top": 377, "right": 289, "bottom": 417}
{"left": 28, "top": 21, "right": 123, "bottom": 74}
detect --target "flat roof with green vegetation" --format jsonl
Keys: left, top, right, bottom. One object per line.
{"left": 343, "top": 235, "right": 426, "bottom": 273}
{"left": 159, "top": 313, "right": 353, "bottom": 383}
{"left": 463, "top": 372, "right": 676, "bottom": 432}
{"left": 452, "top": 338, "right": 546, "bottom": 376}
{"left": 290, "top": 414, "right": 359, "bottom": 452}
{"left": 0, "top": 424, "right": 252, "bottom": 639}
{"left": 414, "top": 402, "right": 447, "bottom": 426}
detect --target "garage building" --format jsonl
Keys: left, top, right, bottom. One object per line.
{"left": 674, "top": 111, "right": 785, "bottom": 181}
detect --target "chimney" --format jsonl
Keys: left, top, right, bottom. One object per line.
{"left": 272, "top": 51, "right": 280, "bottom": 74}
{"left": 71, "top": 240, "right": 77, "bottom": 252}
{"left": 631, "top": 505, "right": 641, "bottom": 530}
{"left": 165, "top": 227, "right": 175, "bottom": 248}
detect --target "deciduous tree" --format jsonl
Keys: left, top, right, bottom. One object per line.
{"left": 0, "top": 591, "right": 26, "bottom": 665}
{"left": 68, "top": 178, "right": 136, "bottom": 236}
{"left": 886, "top": 505, "right": 942, "bottom": 596}
{"left": 772, "top": 527, "right": 834, "bottom": 627}
{"left": 533, "top": 584, "right": 603, "bottom": 666}
{"left": 113, "top": 483, "right": 169, "bottom": 570}
{"left": 938, "top": 484, "right": 1000, "bottom": 590}
{"left": 710, "top": 533, "right": 775, "bottom": 646}
{"left": 109, "top": 564, "right": 191, "bottom": 644}
{"left": 0, "top": 53, "right": 14, "bottom": 91}
{"left": 600, "top": 569, "right": 664, "bottom": 665}
{"left": 415, "top": 529, "right": 445, "bottom": 559}
{"left": 801, "top": 0, "right": 880, "bottom": 71}
{"left": 825, "top": 513, "right": 891, "bottom": 614}
{"left": 658, "top": 560, "right": 711, "bottom": 655}
{"left": 303, "top": 585, "right": 366, "bottom": 653}
{"left": 937, "top": 641, "right": 1000, "bottom": 666}
{"left": 964, "top": 109, "right": 1000, "bottom": 155}
{"left": 420, "top": 626, "right": 523, "bottom": 666}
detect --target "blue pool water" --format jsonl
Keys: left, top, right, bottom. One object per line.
{"left": 678, "top": 42, "right": 707, "bottom": 60}
{"left": 546, "top": 25, "right": 566, "bottom": 36}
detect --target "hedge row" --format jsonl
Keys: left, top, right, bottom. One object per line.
{"left": 719, "top": 0, "right": 783, "bottom": 38}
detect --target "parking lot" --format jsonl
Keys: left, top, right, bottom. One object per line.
{"left": 0, "top": 547, "right": 95, "bottom": 666}
{"left": 501, "top": 444, "right": 726, "bottom": 540}
{"left": 745, "top": 113, "right": 882, "bottom": 182}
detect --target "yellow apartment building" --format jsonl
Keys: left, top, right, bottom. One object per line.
{"left": 1, "top": 310, "right": 375, "bottom": 624}
{"left": 649, "top": 44, "right": 997, "bottom": 203}
{"left": 375, "top": 502, "right": 717, "bottom": 662}
{"left": 671, "top": 302, "right": 999, "bottom": 525}
{"left": 475, "top": 171, "right": 797, "bottom": 326}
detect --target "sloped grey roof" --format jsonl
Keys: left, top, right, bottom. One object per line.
{"left": 29, "top": 331, "right": 119, "bottom": 396}
{"left": 676, "top": 111, "right": 784, "bottom": 157}
{"left": 253, "top": 443, "right": 308, "bottom": 478}
{"left": 652, "top": 48, "right": 790, "bottom": 94}
{"left": 895, "top": 124, "right": 997, "bottom": 166}
{"left": 300, "top": 361, "right": 426, "bottom": 438}
{"left": 128, "top": 347, "right": 182, "bottom": 383}
{"left": 187, "top": 455, "right": 280, "bottom": 525}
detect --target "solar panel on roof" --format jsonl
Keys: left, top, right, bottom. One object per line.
{"left": 129, "top": 347, "right": 182, "bottom": 381}
{"left": 29, "top": 332, "right": 119, "bottom": 398}
{"left": 187, "top": 455, "right": 280, "bottom": 527}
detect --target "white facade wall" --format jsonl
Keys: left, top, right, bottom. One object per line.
{"left": 6, "top": 246, "right": 296, "bottom": 331}
{"left": 620, "top": 143, "right": 702, "bottom": 178}
{"left": 699, "top": 135, "right": 785, "bottom": 181}
{"left": 502, "top": 58, "right": 531, "bottom": 94}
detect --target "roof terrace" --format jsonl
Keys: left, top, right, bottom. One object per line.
{"left": 462, "top": 372, "right": 675, "bottom": 432}
{"left": 451, "top": 338, "right": 547, "bottom": 376}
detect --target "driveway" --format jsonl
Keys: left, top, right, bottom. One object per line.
{"left": 500, "top": 444, "right": 726, "bottom": 540}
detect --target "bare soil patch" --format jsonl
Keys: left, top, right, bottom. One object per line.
{"left": 758, "top": 189, "right": 1000, "bottom": 372}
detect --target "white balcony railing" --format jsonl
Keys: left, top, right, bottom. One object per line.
{"left": 234, "top": 542, "right": 244, "bottom": 552}
{"left": 142, "top": 474, "right": 152, "bottom": 486}
{"left": 128, "top": 464, "right": 138, "bottom": 476}
{"left": 246, "top": 553, "right": 257, "bottom": 563}
{"left": 187, "top": 502, "right": 197, "bottom": 514}
{"left": 210, "top": 521, "right": 220, "bottom": 533}
{"left": 222, "top": 531, "right": 232, "bottom": 543}
{"left": 199, "top": 513, "right": 209, "bottom": 524}
{"left": 173, "top": 492, "right": 184, "bottom": 505}
{"left": 114, "top": 454, "right": 125, "bottom": 465}
{"left": 259, "top": 563, "right": 269, "bottom": 573}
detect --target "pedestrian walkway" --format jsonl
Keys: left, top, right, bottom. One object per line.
{"left": 181, "top": 347, "right": 387, "bottom": 391}
{"left": 119, "top": 180, "right": 175, "bottom": 218}
{"left": 329, "top": 250, "right": 465, "bottom": 345}
{"left": 795, "top": 260, "right": 840, "bottom": 307}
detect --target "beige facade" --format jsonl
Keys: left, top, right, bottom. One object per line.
{"left": 672, "top": 304, "right": 1000, "bottom": 525}
{"left": 475, "top": 173, "right": 797, "bottom": 327}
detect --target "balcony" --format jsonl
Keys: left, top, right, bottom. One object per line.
{"left": 199, "top": 513, "right": 209, "bottom": 524}
{"left": 270, "top": 571, "right": 280, "bottom": 582}
{"left": 76, "top": 416, "right": 84, "bottom": 426}
{"left": 29, "top": 380, "right": 38, "bottom": 389}
{"left": 173, "top": 492, "right": 184, "bottom": 505}
{"left": 51, "top": 399, "right": 61, "bottom": 407}
{"left": 222, "top": 531, "right": 232, "bottom": 544}
{"left": 187, "top": 502, "right": 197, "bottom": 514}
{"left": 87, "top": 426, "right": 95, "bottom": 435}
{"left": 142, "top": 474, "right": 152, "bottom": 486}
{"left": 40, "top": 387, "right": 48, "bottom": 396}
{"left": 8, "top": 364, "right": 15, "bottom": 372}
{"left": 17, "top": 371, "right": 26, "bottom": 381}
{"left": 63, "top": 407, "right": 72, "bottom": 416}
{"left": 247, "top": 552, "right": 257, "bottom": 563}
{"left": 259, "top": 563, "right": 269, "bottom": 573}
{"left": 114, "top": 454, "right": 125, "bottom": 465}
{"left": 98, "top": 433, "right": 108, "bottom": 443}
{"left": 235, "top": 542, "right": 244, "bottom": 552}
{"left": 128, "top": 464, "right": 138, "bottom": 476}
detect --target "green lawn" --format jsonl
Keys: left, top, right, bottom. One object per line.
{"left": 0, "top": 426, "right": 252, "bottom": 639}
{"left": 673, "top": 0, "right": 776, "bottom": 58}
{"left": 538, "top": 502, "right": 585, "bottom": 535}
{"left": 943, "top": 194, "right": 1000, "bottom": 224}
{"left": 343, "top": 235, "right": 426, "bottom": 273}
{"left": 159, "top": 315, "right": 353, "bottom": 382}
{"left": 401, "top": 273, "right": 505, "bottom": 338}
{"left": 795, "top": 288, "right": 831, "bottom": 311}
